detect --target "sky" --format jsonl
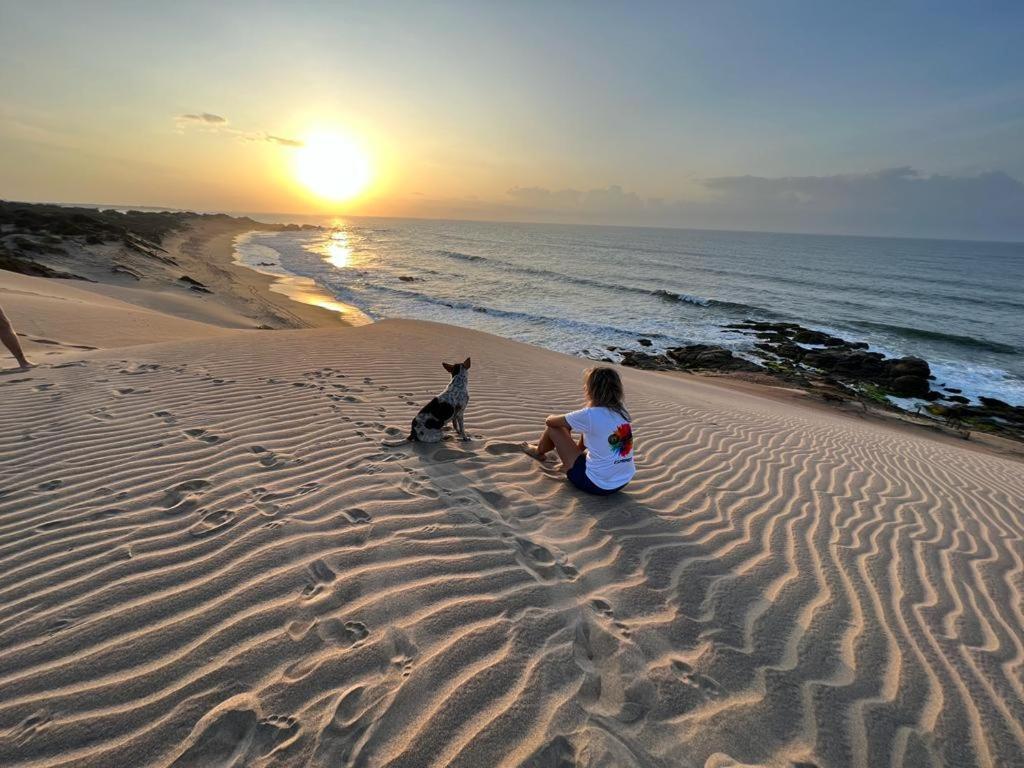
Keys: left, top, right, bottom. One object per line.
{"left": 2, "top": 1, "right": 1023, "bottom": 240}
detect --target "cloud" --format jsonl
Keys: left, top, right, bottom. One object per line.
{"left": 178, "top": 112, "right": 227, "bottom": 125}
{"left": 493, "top": 168, "right": 1024, "bottom": 241}
{"left": 694, "top": 167, "right": 1024, "bottom": 240}
{"left": 265, "top": 135, "right": 303, "bottom": 148}
{"left": 174, "top": 113, "right": 302, "bottom": 147}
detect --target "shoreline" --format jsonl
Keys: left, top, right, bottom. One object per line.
{"left": 2, "top": 203, "right": 1021, "bottom": 455}
{"left": 230, "top": 230, "right": 372, "bottom": 327}
{"left": 208, "top": 226, "right": 1024, "bottom": 455}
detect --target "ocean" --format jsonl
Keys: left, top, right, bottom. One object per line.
{"left": 234, "top": 217, "right": 1024, "bottom": 405}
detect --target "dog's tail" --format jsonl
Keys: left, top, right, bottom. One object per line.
{"left": 381, "top": 426, "right": 416, "bottom": 448}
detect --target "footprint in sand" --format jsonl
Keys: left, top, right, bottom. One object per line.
{"left": 169, "top": 706, "right": 300, "bottom": 767}
{"left": 337, "top": 507, "right": 372, "bottom": 524}
{"left": 591, "top": 598, "right": 632, "bottom": 638}
{"left": 317, "top": 619, "right": 370, "bottom": 647}
{"left": 670, "top": 660, "right": 722, "bottom": 697}
{"left": 188, "top": 509, "right": 237, "bottom": 538}
{"left": 119, "top": 363, "right": 160, "bottom": 375}
{"left": 114, "top": 387, "right": 150, "bottom": 396}
{"left": 385, "top": 627, "right": 419, "bottom": 678}
{"left": 37, "top": 479, "right": 63, "bottom": 492}
{"left": 399, "top": 477, "right": 440, "bottom": 499}
{"left": 310, "top": 686, "right": 376, "bottom": 765}
{"left": 158, "top": 479, "right": 212, "bottom": 514}
{"left": 250, "top": 446, "right": 298, "bottom": 470}
{"left": 255, "top": 481, "right": 320, "bottom": 504}
{"left": 286, "top": 619, "right": 316, "bottom": 641}
{"left": 505, "top": 534, "right": 579, "bottom": 582}
{"left": 300, "top": 559, "right": 337, "bottom": 600}
{"left": 183, "top": 428, "right": 225, "bottom": 444}
{"left": 154, "top": 410, "right": 177, "bottom": 425}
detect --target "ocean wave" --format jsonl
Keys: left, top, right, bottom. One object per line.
{"left": 343, "top": 280, "right": 677, "bottom": 343}
{"left": 650, "top": 289, "right": 710, "bottom": 306}
{"left": 431, "top": 248, "right": 776, "bottom": 316}
{"left": 436, "top": 249, "right": 484, "bottom": 262}
{"left": 852, "top": 321, "right": 1019, "bottom": 355}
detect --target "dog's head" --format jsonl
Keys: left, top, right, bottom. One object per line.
{"left": 442, "top": 357, "right": 471, "bottom": 377}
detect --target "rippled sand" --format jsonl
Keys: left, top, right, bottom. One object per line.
{"left": 2, "top": 316, "right": 1023, "bottom": 767}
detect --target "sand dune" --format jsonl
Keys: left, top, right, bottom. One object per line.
{"left": 2, "top": 317, "right": 1023, "bottom": 768}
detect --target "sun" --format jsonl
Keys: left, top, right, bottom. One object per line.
{"left": 293, "top": 131, "right": 372, "bottom": 203}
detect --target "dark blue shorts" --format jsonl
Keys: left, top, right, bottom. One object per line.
{"left": 566, "top": 454, "right": 626, "bottom": 496}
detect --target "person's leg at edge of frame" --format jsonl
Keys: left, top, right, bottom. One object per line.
{"left": 0, "top": 305, "right": 32, "bottom": 369}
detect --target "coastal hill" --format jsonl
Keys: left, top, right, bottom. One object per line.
{"left": 1, "top": 209, "right": 1023, "bottom": 767}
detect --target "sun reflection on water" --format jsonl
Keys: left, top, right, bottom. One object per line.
{"left": 324, "top": 230, "right": 352, "bottom": 269}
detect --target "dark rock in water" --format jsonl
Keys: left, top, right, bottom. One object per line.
{"left": 728, "top": 320, "right": 933, "bottom": 400}
{"left": 619, "top": 350, "right": 673, "bottom": 370}
{"left": 398, "top": 275, "right": 416, "bottom": 282}
{"left": 637, "top": 338, "right": 653, "bottom": 347}
{"left": 890, "top": 374, "right": 930, "bottom": 398}
{"left": 666, "top": 344, "right": 763, "bottom": 372}
{"left": 923, "top": 391, "right": 942, "bottom": 401}
{"left": 979, "top": 396, "right": 1011, "bottom": 410}
{"left": 620, "top": 344, "right": 763, "bottom": 373}
{"left": 946, "top": 395, "right": 971, "bottom": 404}
{"left": 944, "top": 387, "right": 962, "bottom": 394}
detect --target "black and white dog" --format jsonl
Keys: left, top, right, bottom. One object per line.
{"left": 408, "top": 357, "right": 471, "bottom": 442}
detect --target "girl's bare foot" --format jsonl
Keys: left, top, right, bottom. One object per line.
{"left": 521, "top": 442, "right": 547, "bottom": 461}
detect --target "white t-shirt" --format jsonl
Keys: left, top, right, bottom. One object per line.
{"left": 565, "top": 406, "right": 635, "bottom": 490}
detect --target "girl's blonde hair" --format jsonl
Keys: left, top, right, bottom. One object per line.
{"left": 584, "top": 367, "right": 630, "bottom": 420}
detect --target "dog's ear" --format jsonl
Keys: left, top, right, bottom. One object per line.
{"left": 462, "top": 357, "right": 471, "bottom": 370}
{"left": 442, "top": 361, "right": 455, "bottom": 374}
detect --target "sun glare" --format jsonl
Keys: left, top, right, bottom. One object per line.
{"left": 293, "top": 131, "right": 372, "bottom": 203}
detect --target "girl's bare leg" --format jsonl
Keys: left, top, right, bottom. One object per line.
{"left": 525, "top": 425, "right": 582, "bottom": 470}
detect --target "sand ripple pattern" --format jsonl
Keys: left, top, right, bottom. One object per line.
{"left": 1, "top": 320, "right": 1023, "bottom": 768}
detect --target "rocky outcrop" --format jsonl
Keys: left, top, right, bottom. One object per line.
{"left": 620, "top": 344, "right": 762, "bottom": 373}
{"left": 727, "top": 321, "right": 933, "bottom": 398}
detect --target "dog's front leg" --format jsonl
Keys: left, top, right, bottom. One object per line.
{"left": 456, "top": 410, "right": 469, "bottom": 440}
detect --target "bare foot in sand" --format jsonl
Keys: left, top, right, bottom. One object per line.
{"left": 521, "top": 442, "right": 549, "bottom": 461}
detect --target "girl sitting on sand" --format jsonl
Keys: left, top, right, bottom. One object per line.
{"left": 524, "top": 366, "right": 635, "bottom": 495}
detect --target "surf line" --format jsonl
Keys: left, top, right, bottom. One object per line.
{"left": 232, "top": 231, "right": 373, "bottom": 326}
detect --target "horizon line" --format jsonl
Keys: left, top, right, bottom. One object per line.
{"left": 5, "top": 195, "right": 1024, "bottom": 247}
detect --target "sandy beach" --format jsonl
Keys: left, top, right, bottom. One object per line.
{"left": 2, "top": 220, "right": 1024, "bottom": 767}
